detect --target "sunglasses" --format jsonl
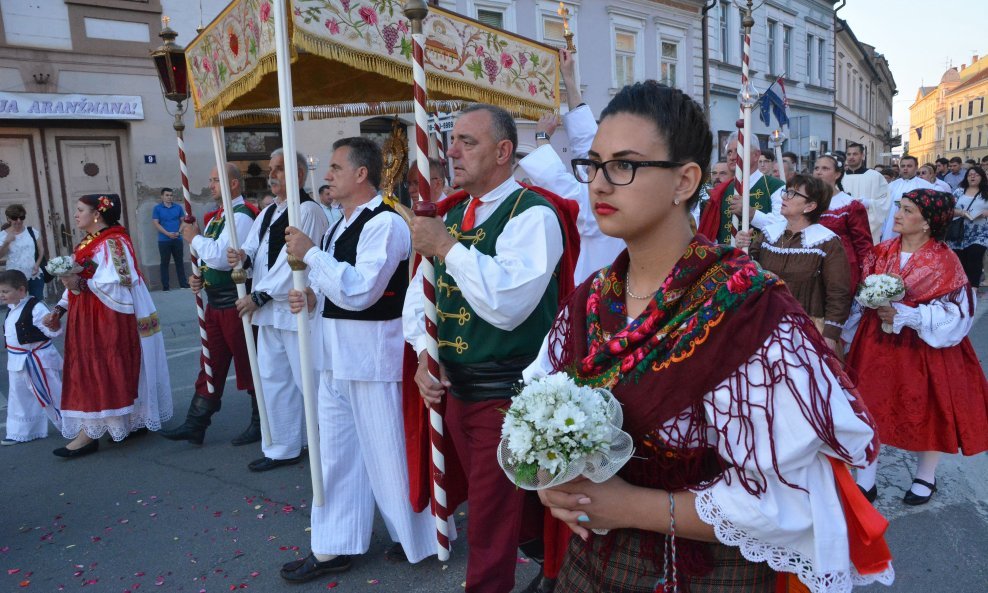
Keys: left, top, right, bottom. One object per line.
{"left": 7, "top": 215, "right": 24, "bottom": 221}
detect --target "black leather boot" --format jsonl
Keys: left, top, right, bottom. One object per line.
{"left": 231, "top": 393, "right": 261, "bottom": 446}
{"left": 160, "top": 395, "right": 221, "bottom": 445}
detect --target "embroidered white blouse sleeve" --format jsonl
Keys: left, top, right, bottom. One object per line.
{"left": 304, "top": 212, "right": 410, "bottom": 311}
{"left": 891, "top": 288, "right": 974, "bottom": 348}
{"left": 443, "top": 205, "right": 564, "bottom": 331}
{"left": 693, "top": 320, "right": 879, "bottom": 589}
{"left": 88, "top": 239, "right": 137, "bottom": 315}
{"left": 190, "top": 210, "right": 256, "bottom": 270}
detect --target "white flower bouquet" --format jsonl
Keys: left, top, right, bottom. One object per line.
{"left": 856, "top": 273, "right": 906, "bottom": 333}
{"left": 497, "top": 373, "right": 634, "bottom": 492}
{"left": 45, "top": 255, "right": 79, "bottom": 277}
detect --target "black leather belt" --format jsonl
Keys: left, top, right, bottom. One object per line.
{"left": 205, "top": 286, "right": 239, "bottom": 309}
{"left": 443, "top": 356, "right": 534, "bottom": 402}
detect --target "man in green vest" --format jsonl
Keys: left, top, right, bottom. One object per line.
{"left": 404, "top": 104, "right": 564, "bottom": 593}
{"left": 697, "top": 132, "right": 785, "bottom": 244}
{"left": 161, "top": 163, "right": 259, "bottom": 446}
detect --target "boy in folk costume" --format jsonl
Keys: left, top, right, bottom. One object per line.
{"left": 1, "top": 269, "right": 63, "bottom": 444}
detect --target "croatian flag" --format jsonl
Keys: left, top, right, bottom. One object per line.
{"left": 759, "top": 77, "right": 790, "bottom": 128}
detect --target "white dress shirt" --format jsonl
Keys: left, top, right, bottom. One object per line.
{"left": 5, "top": 296, "right": 61, "bottom": 371}
{"left": 240, "top": 198, "right": 329, "bottom": 330}
{"left": 403, "top": 176, "right": 564, "bottom": 356}
{"left": 305, "top": 195, "right": 410, "bottom": 382}
{"left": 189, "top": 196, "right": 256, "bottom": 271}
{"left": 746, "top": 170, "right": 787, "bottom": 231}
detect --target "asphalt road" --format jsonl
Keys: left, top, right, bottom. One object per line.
{"left": 1, "top": 288, "right": 986, "bottom": 593}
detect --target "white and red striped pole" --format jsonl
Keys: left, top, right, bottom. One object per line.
{"left": 173, "top": 115, "right": 214, "bottom": 395}
{"left": 737, "top": 1, "right": 758, "bottom": 248}
{"left": 405, "top": 0, "right": 451, "bottom": 562}
{"left": 432, "top": 113, "right": 449, "bottom": 187}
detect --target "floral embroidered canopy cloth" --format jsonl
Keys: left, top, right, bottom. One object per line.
{"left": 188, "top": 0, "right": 561, "bottom": 127}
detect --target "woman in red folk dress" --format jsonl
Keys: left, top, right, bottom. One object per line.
{"left": 44, "top": 194, "right": 173, "bottom": 458}
{"left": 845, "top": 188, "right": 988, "bottom": 505}
{"left": 813, "top": 153, "right": 873, "bottom": 291}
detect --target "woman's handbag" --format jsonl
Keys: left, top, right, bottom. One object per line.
{"left": 26, "top": 226, "right": 53, "bottom": 282}
{"left": 945, "top": 194, "right": 978, "bottom": 243}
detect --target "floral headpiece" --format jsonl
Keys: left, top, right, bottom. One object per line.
{"left": 900, "top": 189, "right": 955, "bottom": 237}
{"left": 97, "top": 195, "right": 113, "bottom": 213}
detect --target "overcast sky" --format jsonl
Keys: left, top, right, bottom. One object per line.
{"left": 838, "top": 0, "right": 987, "bottom": 141}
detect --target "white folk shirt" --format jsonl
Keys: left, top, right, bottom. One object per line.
{"left": 305, "top": 195, "right": 409, "bottom": 382}
{"left": 5, "top": 296, "right": 62, "bottom": 372}
{"left": 746, "top": 170, "right": 787, "bottom": 232}
{"left": 842, "top": 169, "right": 891, "bottom": 243}
{"left": 189, "top": 196, "right": 256, "bottom": 272}
{"left": 879, "top": 176, "right": 934, "bottom": 242}
{"left": 403, "top": 176, "right": 564, "bottom": 357}
{"left": 240, "top": 198, "right": 329, "bottom": 331}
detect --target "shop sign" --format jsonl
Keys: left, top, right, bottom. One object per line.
{"left": 0, "top": 92, "right": 144, "bottom": 120}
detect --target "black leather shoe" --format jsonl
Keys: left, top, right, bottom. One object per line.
{"left": 248, "top": 455, "right": 301, "bottom": 472}
{"left": 384, "top": 542, "right": 408, "bottom": 563}
{"left": 523, "top": 569, "right": 557, "bottom": 593}
{"left": 280, "top": 553, "right": 352, "bottom": 582}
{"left": 858, "top": 484, "right": 878, "bottom": 503}
{"left": 53, "top": 439, "right": 99, "bottom": 458}
{"left": 903, "top": 478, "right": 936, "bottom": 506}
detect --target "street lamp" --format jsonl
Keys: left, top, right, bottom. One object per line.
{"left": 151, "top": 16, "right": 215, "bottom": 396}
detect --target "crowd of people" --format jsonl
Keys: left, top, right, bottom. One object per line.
{"left": 3, "top": 48, "right": 988, "bottom": 593}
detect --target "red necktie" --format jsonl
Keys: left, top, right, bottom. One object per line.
{"left": 460, "top": 197, "right": 480, "bottom": 231}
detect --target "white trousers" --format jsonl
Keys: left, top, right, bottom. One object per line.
{"left": 5, "top": 369, "right": 61, "bottom": 441}
{"left": 257, "top": 325, "right": 310, "bottom": 460}
{"left": 310, "top": 373, "right": 439, "bottom": 562}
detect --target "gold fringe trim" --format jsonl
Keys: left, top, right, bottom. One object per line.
{"left": 293, "top": 27, "right": 557, "bottom": 120}
{"left": 194, "top": 51, "right": 287, "bottom": 128}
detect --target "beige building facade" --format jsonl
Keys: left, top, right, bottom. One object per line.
{"left": 908, "top": 56, "right": 988, "bottom": 166}
{"left": 833, "top": 19, "right": 897, "bottom": 166}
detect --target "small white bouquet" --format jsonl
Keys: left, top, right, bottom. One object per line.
{"left": 45, "top": 255, "right": 79, "bottom": 277}
{"left": 498, "top": 373, "right": 634, "bottom": 492}
{"left": 856, "top": 273, "right": 906, "bottom": 333}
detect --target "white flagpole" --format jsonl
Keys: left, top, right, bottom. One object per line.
{"left": 209, "top": 126, "right": 272, "bottom": 448}
{"left": 272, "top": 0, "right": 324, "bottom": 507}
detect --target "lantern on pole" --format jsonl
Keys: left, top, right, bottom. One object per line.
{"left": 152, "top": 16, "right": 215, "bottom": 395}
{"left": 732, "top": 0, "right": 761, "bottom": 248}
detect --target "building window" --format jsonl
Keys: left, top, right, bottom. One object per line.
{"left": 838, "top": 63, "right": 843, "bottom": 99}
{"left": 969, "top": 101, "right": 975, "bottom": 117}
{"left": 949, "top": 137, "right": 953, "bottom": 150}
{"left": 782, "top": 25, "right": 791, "bottom": 77}
{"left": 477, "top": 9, "right": 504, "bottom": 28}
{"left": 950, "top": 106, "right": 954, "bottom": 121}
{"left": 660, "top": 41, "right": 678, "bottom": 87}
{"left": 967, "top": 133, "right": 972, "bottom": 148}
{"left": 806, "top": 34, "right": 814, "bottom": 82}
{"left": 614, "top": 30, "right": 637, "bottom": 87}
{"left": 767, "top": 20, "right": 777, "bottom": 74}
{"left": 817, "top": 38, "right": 825, "bottom": 86}
{"left": 719, "top": 1, "right": 730, "bottom": 61}
{"left": 858, "top": 79, "right": 863, "bottom": 114}
{"left": 542, "top": 16, "right": 566, "bottom": 45}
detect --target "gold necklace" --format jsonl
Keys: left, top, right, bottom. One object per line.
{"left": 625, "top": 271, "right": 658, "bottom": 300}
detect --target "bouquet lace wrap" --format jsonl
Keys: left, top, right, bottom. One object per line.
{"left": 45, "top": 255, "right": 80, "bottom": 277}
{"left": 497, "top": 375, "right": 634, "bottom": 491}
{"left": 855, "top": 273, "right": 906, "bottom": 333}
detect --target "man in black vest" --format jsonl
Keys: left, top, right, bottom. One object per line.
{"left": 279, "top": 137, "right": 437, "bottom": 582}
{"left": 227, "top": 149, "right": 329, "bottom": 472}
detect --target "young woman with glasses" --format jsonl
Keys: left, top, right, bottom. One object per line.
{"left": 525, "top": 81, "right": 891, "bottom": 593}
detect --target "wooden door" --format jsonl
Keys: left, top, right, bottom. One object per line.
{"left": 0, "top": 132, "right": 52, "bottom": 257}
{"left": 50, "top": 133, "right": 129, "bottom": 246}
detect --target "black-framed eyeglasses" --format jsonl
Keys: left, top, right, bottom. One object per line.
{"left": 782, "top": 188, "right": 809, "bottom": 201}
{"left": 571, "top": 158, "right": 684, "bottom": 186}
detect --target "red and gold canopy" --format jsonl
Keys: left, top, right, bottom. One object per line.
{"left": 187, "top": 0, "right": 560, "bottom": 127}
